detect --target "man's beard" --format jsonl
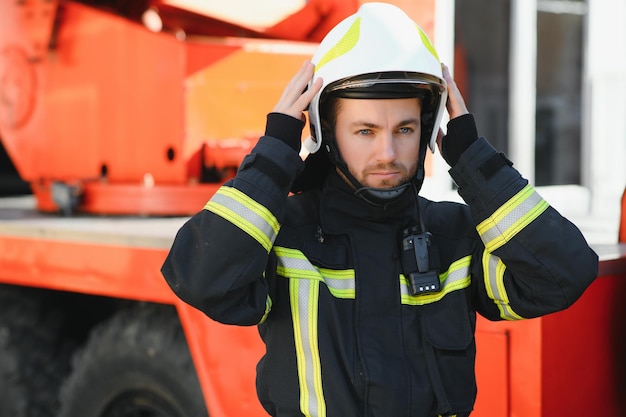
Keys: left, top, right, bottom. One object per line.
{"left": 357, "top": 162, "right": 416, "bottom": 189}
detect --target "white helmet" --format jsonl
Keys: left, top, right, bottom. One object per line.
{"left": 305, "top": 2, "right": 447, "bottom": 155}
{"left": 294, "top": 3, "right": 447, "bottom": 203}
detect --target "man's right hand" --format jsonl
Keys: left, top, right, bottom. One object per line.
{"left": 273, "top": 60, "right": 323, "bottom": 123}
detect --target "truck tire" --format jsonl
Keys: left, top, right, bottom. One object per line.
{"left": 58, "top": 304, "right": 209, "bottom": 417}
{"left": 0, "top": 285, "right": 73, "bottom": 417}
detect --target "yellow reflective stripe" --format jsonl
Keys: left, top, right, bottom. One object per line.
{"left": 476, "top": 185, "right": 549, "bottom": 252}
{"left": 315, "top": 17, "right": 360, "bottom": 72}
{"left": 401, "top": 256, "right": 472, "bottom": 305}
{"left": 258, "top": 294, "right": 273, "bottom": 325}
{"left": 482, "top": 251, "right": 524, "bottom": 320}
{"left": 204, "top": 186, "right": 279, "bottom": 252}
{"left": 275, "top": 247, "right": 323, "bottom": 281}
{"left": 276, "top": 247, "right": 364, "bottom": 414}
{"left": 275, "top": 247, "right": 356, "bottom": 299}
{"left": 290, "top": 268, "right": 326, "bottom": 417}
{"left": 318, "top": 268, "right": 355, "bottom": 299}
{"left": 417, "top": 24, "right": 439, "bottom": 60}
{"left": 315, "top": 17, "right": 438, "bottom": 72}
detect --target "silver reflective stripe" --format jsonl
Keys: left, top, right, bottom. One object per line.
{"left": 275, "top": 246, "right": 355, "bottom": 299}
{"left": 275, "top": 246, "right": 327, "bottom": 417}
{"left": 290, "top": 278, "right": 325, "bottom": 417}
{"left": 400, "top": 256, "right": 472, "bottom": 305}
{"left": 482, "top": 251, "right": 524, "bottom": 320}
{"left": 477, "top": 184, "right": 549, "bottom": 253}
{"left": 318, "top": 268, "right": 355, "bottom": 299}
{"left": 204, "top": 186, "right": 279, "bottom": 252}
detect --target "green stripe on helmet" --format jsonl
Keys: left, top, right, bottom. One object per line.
{"left": 315, "top": 17, "right": 361, "bottom": 72}
{"left": 416, "top": 24, "right": 439, "bottom": 61}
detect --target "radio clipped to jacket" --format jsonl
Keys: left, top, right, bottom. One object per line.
{"left": 401, "top": 226, "right": 441, "bottom": 295}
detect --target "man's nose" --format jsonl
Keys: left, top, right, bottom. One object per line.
{"left": 375, "top": 132, "right": 396, "bottom": 162}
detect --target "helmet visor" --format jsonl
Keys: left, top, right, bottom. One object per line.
{"left": 324, "top": 72, "right": 445, "bottom": 100}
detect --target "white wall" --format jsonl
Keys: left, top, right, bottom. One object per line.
{"left": 585, "top": 0, "right": 626, "bottom": 220}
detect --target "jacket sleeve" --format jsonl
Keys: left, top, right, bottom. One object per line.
{"left": 161, "top": 114, "right": 305, "bottom": 326}
{"left": 445, "top": 118, "right": 599, "bottom": 321}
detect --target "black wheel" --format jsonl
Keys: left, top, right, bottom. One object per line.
{"left": 0, "top": 285, "right": 73, "bottom": 417}
{"left": 58, "top": 304, "right": 209, "bottom": 417}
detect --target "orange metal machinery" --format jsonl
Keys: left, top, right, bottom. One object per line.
{"left": 0, "top": 0, "right": 319, "bottom": 216}
{"left": 0, "top": 1, "right": 321, "bottom": 416}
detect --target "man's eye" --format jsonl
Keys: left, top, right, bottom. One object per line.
{"left": 398, "top": 127, "right": 413, "bottom": 134}
{"left": 357, "top": 129, "right": 372, "bottom": 135}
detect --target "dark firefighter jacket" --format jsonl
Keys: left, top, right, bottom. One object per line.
{"left": 161, "top": 114, "right": 598, "bottom": 417}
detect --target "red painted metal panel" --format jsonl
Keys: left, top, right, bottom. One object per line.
{"left": 474, "top": 328, "right": 509, "bottom": 416}
{"left": 473, "top": 244, "right": 626, "bottom": 417}
{"left": 0, "top": 234, "right": 174, "bottom": 303}
{"left": 176, "top": 301, "right": 266, "bottom": 417}
{"left": 477, "top": 316, "right": 543, "bottom": 417}
{"left": 31, "top": 181, "right": 222, "bottom": 215}
{"left": 541, "top": 272, "right": 626, "bottom": 416}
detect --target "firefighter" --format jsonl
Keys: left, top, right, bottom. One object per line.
{"left": 162, "top": 3, "right": 598, "bottom": 416}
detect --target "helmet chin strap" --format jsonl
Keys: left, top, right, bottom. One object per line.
{"left": 354, "top": 183, "right": 411, "bottom": 207}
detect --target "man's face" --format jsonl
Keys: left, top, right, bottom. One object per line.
{"left": 333, "top": 97, "right": 422, "bottom": 189}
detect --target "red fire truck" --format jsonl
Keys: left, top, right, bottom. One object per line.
{"left": 1, "top": 1, "right": 625, "bottom": 417}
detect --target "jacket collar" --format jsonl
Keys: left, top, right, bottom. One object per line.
{"left": 320, "top": 170, "right": 417, "bottom": 233}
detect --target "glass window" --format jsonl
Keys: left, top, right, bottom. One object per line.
{"left": 455, "top": 0, "right": 511, "bottom": 154}
{"left": 455, "top": 0, "right": 586, "bottom": 186}
{"left": 535, "top": 0, "right": 586, "bottom": 185}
